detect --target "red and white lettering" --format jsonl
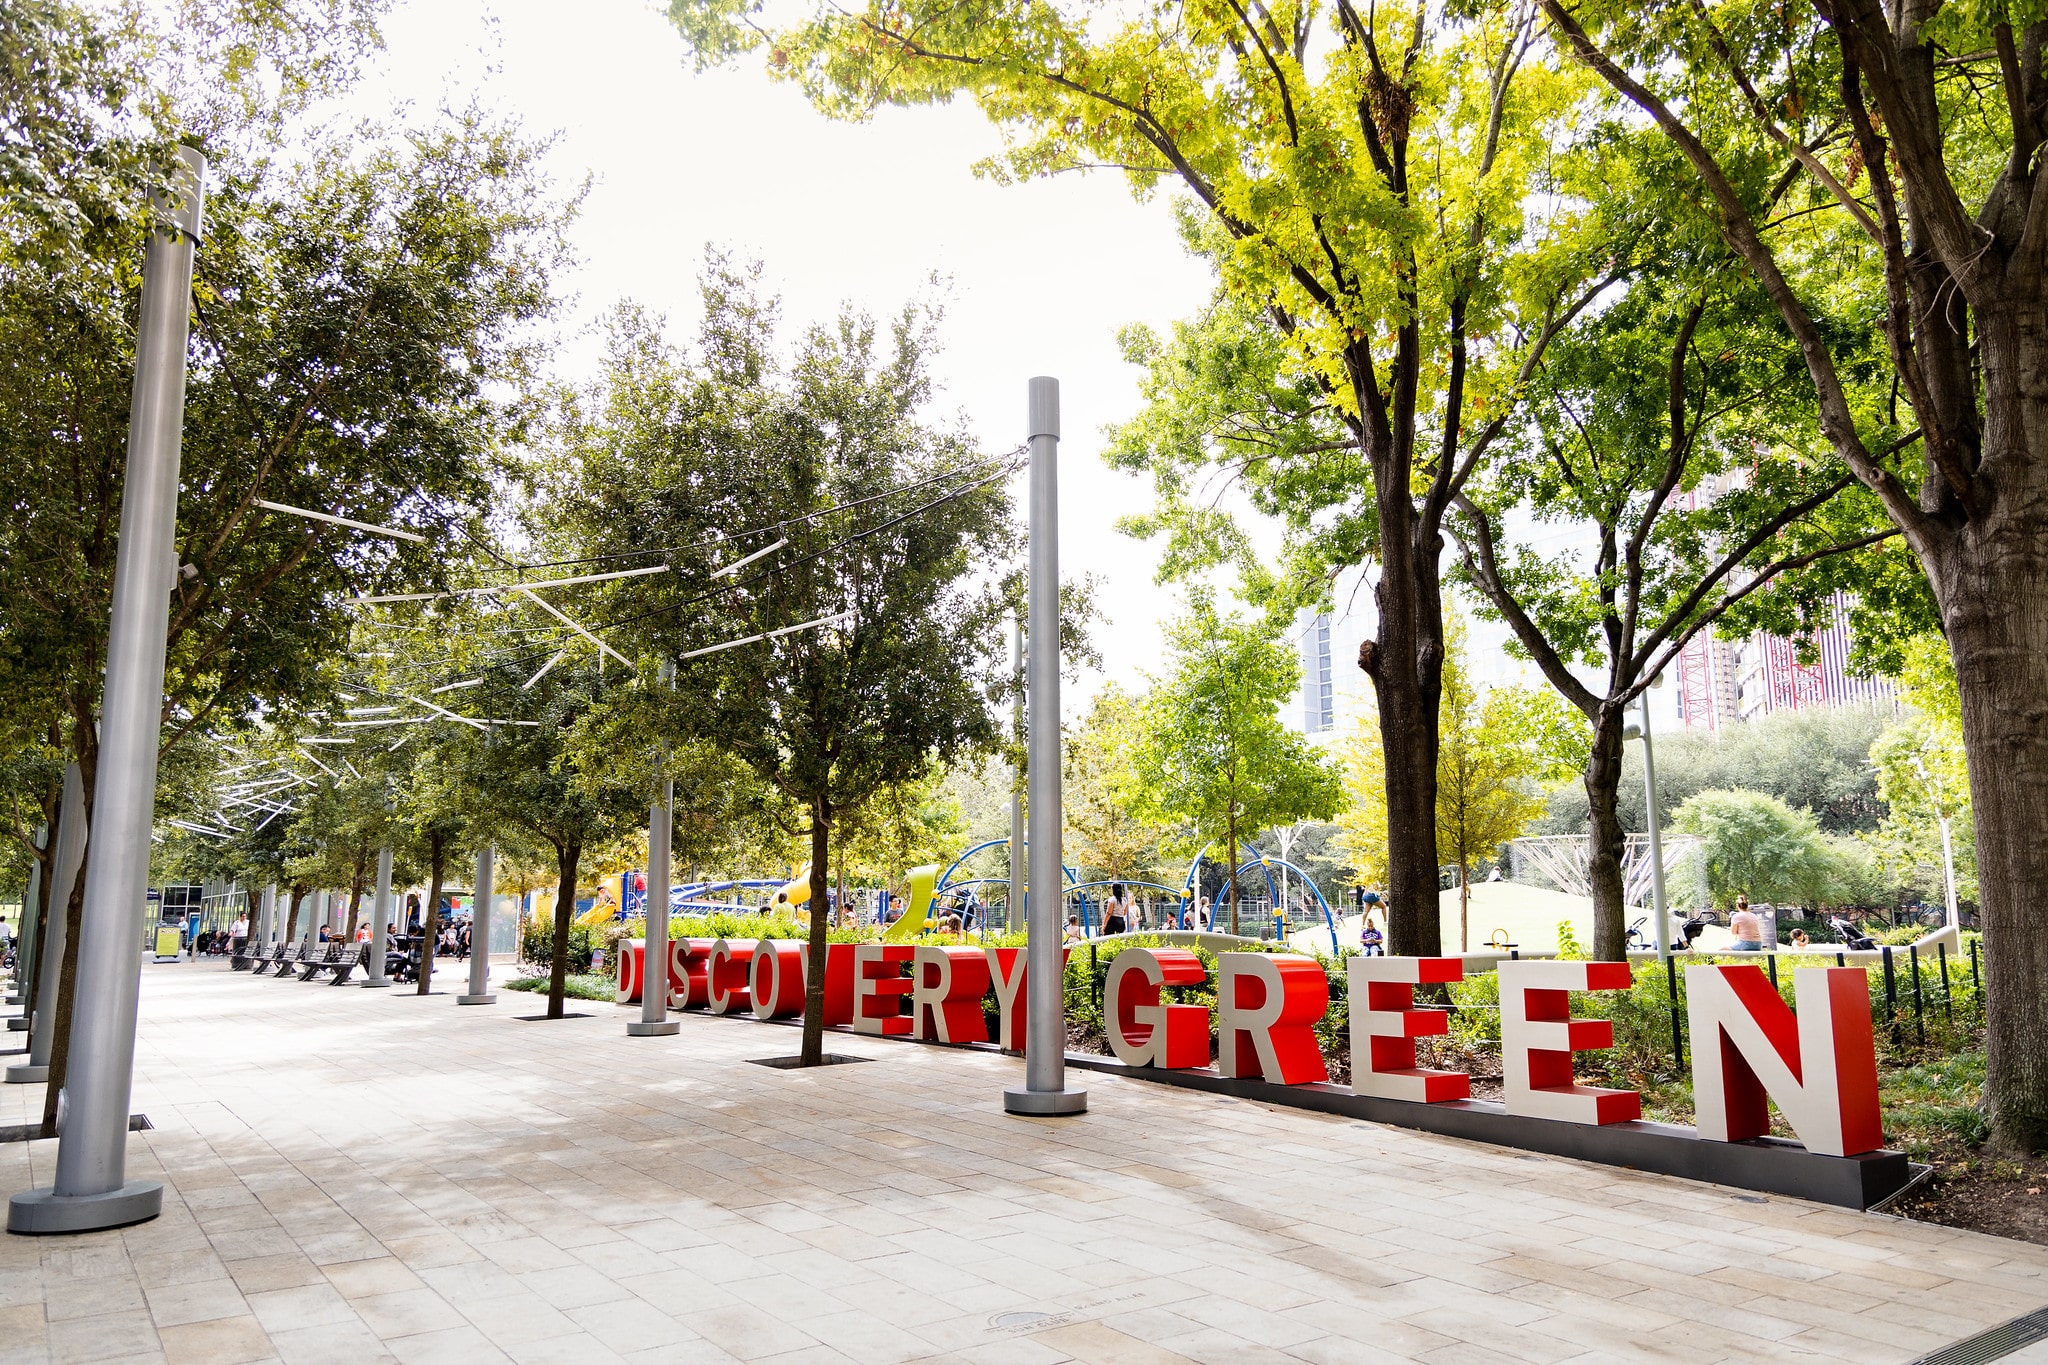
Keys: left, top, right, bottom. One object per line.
{"left": 852, "top": 943, "right": 914, "bottom": 1036}
{"left": 1217, "top": 953, "right": 1328, "bottom": 1085}
{"left": 1499, "top": 960, "right": 1641, "bottom": 1125}
{"left": 704, "top": 938, "right": 757, "bottom": 1015}
{"left": 1107, "top": 947, "right": 1209, "bottom": 1069}
{"left": 1348, "top": 956, "right": 1469, "bottom": 1102}
{"left": 799, "top": 941, "right": 857, "bottom": 1027}
{"left": 750, "top": 940, "right": 807, "bottom": 1019}
{"left": 667, "top": 938, "right": 714, "bottom": 1010}
{"left": 1687, "top": 965, "right": 1882, "bottom": 1156}
{"left": 984, "top": 947, "right": 1071, "bottom": 1051}
{"left": 912, "top": 946, "right": 991, "bottom": 1043}
{"left": 616, "top": 938, "right": 645, "bottom": 1004}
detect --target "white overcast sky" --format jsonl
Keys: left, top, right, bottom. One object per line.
{"left": 337, "top": 0, "right": 1219, "bottom": 716}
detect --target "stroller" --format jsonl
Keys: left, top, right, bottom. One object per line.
{"left": 1827, "top": 915, "right": 1878, "bottom": 951}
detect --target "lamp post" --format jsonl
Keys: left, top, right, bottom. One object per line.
{"left": 1004, "top": 377, "right": 1085, "bottom": 1117}
{"left": 1008, "top": 611, "right": 1024, "bottom": 936}
{"left": 630, "top": 662, "right": 679, "bottom": 1037}
{"left": 9, "top": 147, "right": 205, "bottom": 1235}
{"left": 1624, "top": 673, "right": 1671, "bottom": 959}
{"left": 1908, "top": 753, "right": 1961, "bottom": 932}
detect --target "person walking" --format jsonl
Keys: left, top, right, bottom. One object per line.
{"left": 1102, "top": 882, "right": 1132, "bottom": 937}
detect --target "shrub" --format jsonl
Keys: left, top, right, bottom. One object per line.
{"left": 505, "top": 973, "right": 613, "bottom": 1001}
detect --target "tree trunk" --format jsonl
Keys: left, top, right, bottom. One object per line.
{"left": 39, "top": 823, "right": 89, "bottom": 1134}
{"left": 22, "top": 781, "right": 61, "bottom": 1018}
{"left": 1944, "top": 523, "right": 2048, "bottom": 1153}
{"left": 343, "top": 867, "right": 365, "bottom": 945}
{"left": 418, "top": 834, "right": 446, "bottom": 996}
{"left": 1583, "top": 706, "right": 1629, "bottom": 962}
{"left": 282, "top": 885, "right": 306, "bottom": 944}
{"left": 1226, "top": 804, "right": 1240, "bottom": 936}
{"left": 1458, "top": 869, "right": 1469, "bottom": 955}
{"left": 800, "top": 799, "right": 832, "bottom": 1066}
{"left": 1360, "top": 516, "right": 1447, "bottom": 957}
{"left": 546, "top": 840, "right": 581, "bottom": 1020}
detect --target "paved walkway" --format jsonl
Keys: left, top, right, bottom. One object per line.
{"left": 1, "top": 965, "right": 2045, "bottom": 1364}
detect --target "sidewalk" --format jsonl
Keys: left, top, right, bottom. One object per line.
{"left": 1, "top": 963, "right": 2044, "bottom": 1363}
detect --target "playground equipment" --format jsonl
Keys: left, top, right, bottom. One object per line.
{"left": 880, "top": 864, "right": 940, "bottom": 940}
{"left": 1182, "top": 844, "right": 1342, "bottom": 956}
{"left": 932, "top": 838, "right": 1075, "bottom": 928}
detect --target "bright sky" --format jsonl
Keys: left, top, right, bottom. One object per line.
{"left": 341, "top": 0, "right": 1219, "bottom": 717}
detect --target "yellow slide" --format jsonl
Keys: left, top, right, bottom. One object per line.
{"left": 881, "top": 864, "right": 939, "bottom": 941}
{"left": 777, "top": 867, "right": 811, "bottom": 907}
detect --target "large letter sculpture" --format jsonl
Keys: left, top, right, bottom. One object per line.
{"left": 750, "top": 940, "right": 806, "bottom": 1019}
{"left": 986, "top": 947, "right": 1069, "bottom": 1051}
{"left": 1687, "top": 965, "right": 1882, "bottom": 1156}
{"left": 1348, "top": 956, "right": 1469, "bottom": 1102}
{"left": 704, "top": 939, "right": 757, "bottom": 1015}
{"left": 1217, "top": 953, "right": 1328, "bottom": 1085}
{"left": 852, "top": 943, "right": 914, "bottom": 1036}
{"left": 912, "top": 946, "right": 991, "bottom": 1043}
{"left": 1499, "top": 960, "right": 1641, "bottom": 1124}
{"left": 615, "top": 939, "right": 645, "bottom": 1005}
{"left": 1106, "top": 948, "right": 1209, "bottom": 1069}
{"left": 668, "top": 938, "right": 714, "bottom": 1010}
{"left": 800, "top": 942, "right": 858, "bottom": 1027}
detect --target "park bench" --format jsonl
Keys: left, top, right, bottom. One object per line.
{"left": 297, "top": 942, "right": 346, "bottom": 982}
{"left": 240, "top": 940, "right": 275, "bottom": 974}
{"left": 230, "top": 939, "right": 258, "bottom": 971}
{"left": 317, "top": 944, "right": 363, "bottom": 986}
{"left": 273, "top": 942, "right": 319, "bottom": 979}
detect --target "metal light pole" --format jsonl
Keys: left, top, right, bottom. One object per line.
{"left": 1909, "top": 755, "right": 1961, "bottom": 932}
{"left": 10, "top": 148, "right": 205, "bottom": 1234}
{"left": 1005, "top": 377, "right": 1085, "bottom": 1117}
{"left": 364, "top": 846, "right": 394, "bottom": 987}
{"left": 8, "top": 765, "right": 85, "bottom": 1085}
{"left": 257, "top": 884, "right": 276, "bottom": 949}
{"left": 9, "top": 842, "right": 41, "bottom": 1014}
{"left": 459, "top": 847, "right": 497, "bottom": 1005}
{"left": 629, "top": 765, "right": 678, "bottom": 1036}
{"left": 1008, "top": 611, "right": 1024, "bottom": 935}
{"left": 1631, "top": 679, "right": 1671, "bottom": 959}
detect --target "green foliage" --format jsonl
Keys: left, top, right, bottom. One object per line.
{"left": 1128, "top": 595, "right": 1342, "bottom": 932}
{"left": 1671, "top": 788, "right": 1835, "bottom": 909}
{"left": 1339, "top": 613, "right": 1573, "bottom": 893}
{"left": 1536, "top": 705, "right": 1890, "bottom": 837}
{"left": 1867, "top": 638, "right": 1974, "bottom": 905}
{"left": 1063, "top": 685, "right": 1171, "bottom": 884}
{"left": 520, "top": 918, "right": 599, "bottom": 975}
{"left": 505, "top": 973, "right": 613, "bottom": 1002}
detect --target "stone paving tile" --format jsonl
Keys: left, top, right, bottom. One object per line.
{"left": 3, "top": 965, "right": 2048, "bottom": 1363}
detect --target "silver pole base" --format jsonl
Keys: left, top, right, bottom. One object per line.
{"left": 625, "top": 1020, "right": 679, "bottom": 1037}
{"left": 455, "top": 993, "right": 496, "bottom": 1006}
{"left": 1003, "top": 1085, "right": 1088, "bottom": 1116}
{"left": 6, "top": 1018, "right": 27, "bottom": 1032}
{"left": 4, "top": 1064, "right": 48, "bottom": 1084}
{"left": 8, "top": 1180, "right": 162, "bottom": 1235}
{"left": 360, "top": 978, "right": 392, "bottom": 989}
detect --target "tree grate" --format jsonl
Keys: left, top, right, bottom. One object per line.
{"left": 1913, "top": 1306, "right": 2048, "bottom": 1365}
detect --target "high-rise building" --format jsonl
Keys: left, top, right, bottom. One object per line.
{"left": 1675, "top": 592, "right": 1894, "bottom": 730}
{"left": 1295, "top": 608, "right": 1335, "bottom": 735}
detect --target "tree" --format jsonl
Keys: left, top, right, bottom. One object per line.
{"left": 434, "top": 656, "right": 643, "bottom": 1019}
{"left": 1129, "top": 596, "right": 1343, "bottom": 934}
{"left": 0, "top": 9, "right": 570, "bottom": 1128}
{"left": 544, "top": 270, "right": 1012, "bottom": 1065}
{"left": 1672, "top": 788, "right": 1835, "bottom": 914}
{"left": 1437, "top": 651, "right": 1580, "bottom": 953}
{"left": 1539, "top": 0, "right": 2048, "bottom": 1158}
{"left": 1063, "top": 686, "right": 1168, "bottom": 886}
{"left": 1869, "top": 636, "right": 1975, "bottom": 909}
{"left": 668, "top": 0, "right": 1616, "bottom": 959}
{"left": 1337, "top": 612, "right": 1580, "bottom": 947}
{"left": 1454, "top": 252, "right": 1890, "bottom": 959}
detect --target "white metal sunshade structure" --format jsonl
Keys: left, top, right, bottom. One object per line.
{"left": 256, "top": 499, "right": 427, "bottom": 544}
{"left": 676, "top": 609, "right": 854, "bottom": 661}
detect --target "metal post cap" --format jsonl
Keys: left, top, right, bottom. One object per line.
{"left": 1028, "top": 377, "right": 1059, "bottom": 442}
